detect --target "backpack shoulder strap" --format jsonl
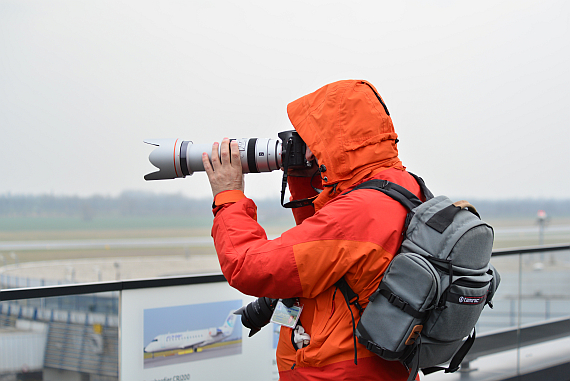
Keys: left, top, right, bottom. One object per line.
{"left": 334, "top": 277, "right": 363, "bottom": 365}
{"left": 347, "top": 178, "right": 422, "bottom": 212}
{"left": 421, "top": 328, "right": 476, "bottom": 376}
{"left": 408, "top": 172, "right": 434, "bottom": 201}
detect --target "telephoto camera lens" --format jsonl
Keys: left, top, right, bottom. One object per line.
{"left": 143, "top": 130, "right": 311, "bottom": 181}
{"left": 234, "top": 297, "right": 279, "bottom": 337}
{"left": 144, "top": 138, "right": 282, "bottom": 181}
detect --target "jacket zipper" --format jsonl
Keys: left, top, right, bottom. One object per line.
{"left": 361, "top": 81, "right": 390, "bottom": 116}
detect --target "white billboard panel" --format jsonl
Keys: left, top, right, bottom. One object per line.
{"left": 121, "top": 281, "right": 279, "bottom": 381}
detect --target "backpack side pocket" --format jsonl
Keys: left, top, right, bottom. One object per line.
{"left": 357, "top": 253, "right": 439, "bottom": 358}
{"left": 424, "top": 273, "right": 492, "bottom": 342}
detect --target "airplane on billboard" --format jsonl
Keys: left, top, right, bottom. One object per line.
{"left": 144, "top": 310, "right": 238, "bottom": 354}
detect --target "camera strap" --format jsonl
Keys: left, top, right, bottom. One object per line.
{"left": 280, "top": 168, "right": 321, "bottom": 209}
{"left": 280, "top": 172, "right": 318, "bottom": 208}
{"left": 280, "top": 138, "right": 321, "bottom": 208}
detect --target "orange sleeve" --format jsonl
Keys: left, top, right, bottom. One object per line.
{"left": 211, "top": 189, "right": 405, "bottom": 299}
{"left": 212, "top": 197, "right": 302, "bottom": 298}
{"left": 212, "top": 190, "right": 247, "bottom": 216}
{"left": 214, "top": 190, "right": 246, "bottom": 206}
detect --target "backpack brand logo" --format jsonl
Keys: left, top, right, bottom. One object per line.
{"left": 457, "top": 295, "right": 485, "bottom": 305}
{"left": 448, "top": 291, "right": 487, "bottom": 305}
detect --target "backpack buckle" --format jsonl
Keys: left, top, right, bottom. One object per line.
{"left": 388, "top": 293, "right": 407, "bottom": 311}
{"left": 365, "top": 341, "right": 387, "bottom": 357}
{"left": 445, "top": 365, "right": 460, "bottom": 373}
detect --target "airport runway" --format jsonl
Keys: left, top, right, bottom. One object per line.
{"left": 2, "top": 225, "right": 569, "bottom": 251}
{"left": 144, "top": 342, "right": 242, "bottom": 369}
{"left": 0, "top": 237, "right": 214, "bottom": 251}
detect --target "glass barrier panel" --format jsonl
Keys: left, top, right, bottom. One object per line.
{"left": 479, "top": 249, "right": 570, "bottom": 332}
{"left": 517, "top": 248, "right": 570, "bottom": 376}
{"left": 477, "top": 254, "right": 521, "bottom": 333}
{"left": 0, "top": 292, "right": 119, "bottom": 381}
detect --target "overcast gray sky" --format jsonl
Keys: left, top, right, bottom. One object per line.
{"left": 1, "top": 0, "right": 568, "bottom": 200}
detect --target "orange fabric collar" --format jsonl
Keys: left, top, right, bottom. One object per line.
{"left": 313, "top": 163, "right": 405, "bottom": 211}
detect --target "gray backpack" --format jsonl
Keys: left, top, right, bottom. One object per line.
{"left": 336, "top": 174, "right": 500, "bottom": 381}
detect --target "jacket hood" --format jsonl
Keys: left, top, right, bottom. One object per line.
{"left": 287, "top": 80, "right": 402, "bottom": 207}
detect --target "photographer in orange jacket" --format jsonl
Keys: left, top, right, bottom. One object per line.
{"left": 203, "top": 80, "right": 422, "bottom": 380}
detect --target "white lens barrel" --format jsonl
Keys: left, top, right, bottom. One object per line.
{"left": 253, "top": 138, "right": 282, "bottom": 172}
{"left": 188, "top": 138, "right": 281, "bottom": 174}
{"left": 144, "top": 138, "right": 283, "bottom": 181}
{"left": 184, "top": 142, "right": 212, "bottom": 175}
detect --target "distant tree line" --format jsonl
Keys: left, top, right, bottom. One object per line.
{"left": 1, "top": 192, "right": 569, "bottom": 220}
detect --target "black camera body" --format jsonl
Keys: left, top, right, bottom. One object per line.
{"left": 235, "top": 297, "right": 299, "bottom": 337}
{"left": 234, "top": 297, "right": 279, "bottom": 337}
{"left": 278, "top": 130, "right": 311, "bottom": 170}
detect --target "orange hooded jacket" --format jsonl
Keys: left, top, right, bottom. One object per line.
{"left": 211, "top": 80, "right": 422, "bottom": 380}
